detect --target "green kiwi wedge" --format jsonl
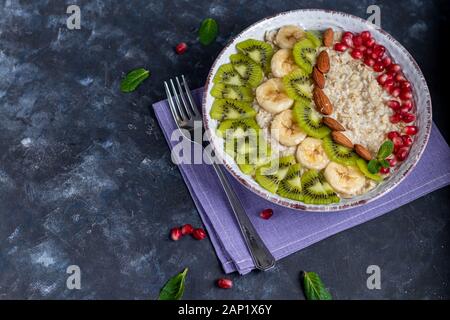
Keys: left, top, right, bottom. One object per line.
{"left": 217, "top": 117, "right": 260, "bottom": 139}
{"left": 277, "top": 163, "right": 304, "bottom": 201}
{"left": 255, "top": 155, "right": 296, "bottom": 193}
{"left": 210, "top": 99, "right": 256, "bottom": 121}
{"left": 292, "top": 39, "right": 317, "bottom": 74}
{"left": 229, "top": 53, "right": 264, "bottom": 87}
{"left": 213, "top": 64, "right": 247, "bottom": 86}
{"left": 322, "top": 135, "right": 359, "bottom": 166}
{"left": 210, "top": 83, "right": 254, "bottom": 102}
{"left": 301, "top": 169, "right": 340, "bottom": 205}
{"left": 356, "top": 158, "right": 383, "bottom": 182}
{"left": 292, "top": 100, "right": 331, "bottom": 138}
{"left": 236, "top": 39, "right": 274, "bottom": 73}
{"left": 235, "top": 134, "right": 272, "bottom": 175}
{"left": 283, "top": 69, "right": 313, "bottom": 104}
{"left": 305, "top": 31, "right": 322, "bottom": 48}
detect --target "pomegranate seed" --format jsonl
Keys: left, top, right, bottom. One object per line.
{"left": 382, "top": 56, "right": 392, "bottom": 67}
{"left": 392, "top": 136, "right": 404, "bottom": 148}
{"left": 341, "top": 36, "right": 353, "bottom": 48}
{"left": 342, "top": 31, "right": 354, "bottom": 39}
{"left": 387, "top": 131, "right": 401, "bottom": 140}
{"left": 334, "top": 43, "right": 348, "bottom": 52}
{"left": 402, "top": 135, "right": 413, "bottom": 147}
{"left": 364, "top": 38, "right": 375, "bottom": 48}
{"left": 390, "top": 113, "right": 402, "bottom": 124}
{"left": 383, "top": 79, "right": 395, "bottom": 91}
{"left": 388, "top": 157, "right": 398, "bottom": 167}
{"left": 388, "top": 64, "right": 401, "bottom": 73}
{"left": 217, "top": 278, "right": 233, "bottom": 289}
{"left": 390, "top": 87, "right": 401, "bottom": 97}
{"left": 175, "top": 42, "right": 188, "bottom": 55}
{"left": 350, "top": 49, "right": 363, "bottom": 59}
{"left": 181, "top": 224, "right": 194, "bottom": 235}
{"left": 402, "top": 112, "right": 416, "bottom": 123}
{"left": 400, "top": 89, "right": 413, "bottom": 101}
{"left": 405, "top": 125, "right": 418, "bottom": 135}
{"left": 260, "top": 208, "right": 273, "bottom": 220}
{"left": 387, "top": 100, "right": 401, "bottom": 110}
{"left": 373, "top": 62, "right": 385, "bottom": 72}
{"left": 170, "top": 228, "right": 182, "bottom": 241}
{"left": 361, "top": 31, "right": 371, "bottom": 40}
{"left": 380, "top": 167, "right": 390, "bottom": 174}
{"left": 364, "top": 57, "right": 376, "bottom": 67}
{"left": 395, "top": 73, "right": 406, "bottom": 82}
{"left": 401, "top": 100, "right": 413, "bottom": 111}
{"left": 377, "top": 73, "right": 388, "bottom": 85}
{"left": 373, "top": 45, "right": 386, "bottom": 57}
{"left": 396, "top": 147, "right": 410, "bottom": 161}
{"left": 401, "top": 81, "right": 411, "bottom": 89}
{"left": 352, "top": 35, "right": 363, "bottom": 47}
{"left": 192, "top": 228, "right": 207, "bottom": 240}
{"left": 356, "top": 45, "right": 367, "bottom": 53}
{"left": 365, "top": 48, "right": 373, "bottom": 57}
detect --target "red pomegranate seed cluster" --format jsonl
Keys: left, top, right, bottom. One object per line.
{"left": 170, "top": 224, "right": 207, "bottom": 241}
{"left": 334, "top": 30, "right": 417, "bottom": 165}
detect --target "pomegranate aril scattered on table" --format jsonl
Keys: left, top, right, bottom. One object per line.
{"left": 181, "top": 224, "right": 194, "bottom": 235}
{"left": 170, "top": 228, "right": 182, "bottom": 241}
{"left": 192, "top": 228, "right": 207, "bottom": 240}
{"left": 217, "top": 278, "right": 233, "bottom": 289}
{"left": 175, "top": 42, "right": 187, "bottom": 55}
{"left": 260, "top": 208, "right": 273, "bottom": 220}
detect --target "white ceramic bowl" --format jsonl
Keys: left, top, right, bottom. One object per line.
{"left": 202, "top": 9, "right": 432, "bottom": 211}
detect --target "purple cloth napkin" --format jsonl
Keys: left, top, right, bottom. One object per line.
{"left": 153, "top": 87, "right": 450, "bottom": 275}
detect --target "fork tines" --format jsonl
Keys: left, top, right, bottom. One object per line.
{"left": 164, "top": 75, "right": 200, "bottom": 123}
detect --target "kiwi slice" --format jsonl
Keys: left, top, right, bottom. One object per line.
{"left": 292, "top": 39, "right": 317, "bottom": 74}
{"left": 301, "top": 169, "right": 340, "bottom": 205}
{"left": 322, "top": 135, "right": 359, "bottom": 166}
{"left": 356, "top": 158, "right": 383, "bottom": 182}
{"left": 283, "top": 69, "right": 313, "bottom": 104}
{"left": 292, "top": 100, "right": 331, "bottom": 138}
{"left": 230, "top": 53, "right": 264, "bottom": 87}
{"left": 210, "top": 83, "right": 254, "bottom": 102}
{"left": 277, "top": 163, "right": 304, "bottom": 201}
{"left": 236, "top": 39, "right": 274, "bottom": 73}
{"left": 213, "top": 64, "right": 247, "bottom": 86}
{"left": 234, "top": 134, "right": 272, "bottom": 175}
{"left": 217, "top": 117, "right": 260, "bottom": 139}
{"left": 255, "top": 155, "right": 296, "bottom": 193}
{"left": 210, "top": 99, "right": 256, "bottom": 121}
{"left": 305, "top": 31, "right": 322, "bottom": 48}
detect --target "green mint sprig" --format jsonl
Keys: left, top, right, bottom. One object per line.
{"left": 367, "top": 140, "right": 394, "bottom": 174}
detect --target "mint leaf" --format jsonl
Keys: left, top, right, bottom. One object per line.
{"left": 380, "top": 159, "right": 390, "bottom": 168}
{"left": 377, "top": 140, "right": 394, "bottom": 160}
{"left": 302, "top": 271, "right": 332, "bottom": 300}
{"left": 120, "top": 68, "right": 150, "bottom": 93}
{"left": 368, "top": 159, "right": 381, "bottom": 174}
{"left": 158, "top": 268, "right": 188, "bottom": 300}
{"left": 199, "top": 18, "right": 218, "bottom": 45}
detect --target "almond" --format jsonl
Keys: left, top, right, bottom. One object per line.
{"left": 322, "top": 117, "right": 345, "bottom": 131}
{"left": 354, "top": 144, "right": 372, "bottom": 161}
{"left": 323, "top": 28, "right": 334, "bottom": 47}
{"left": 313, "top": 87, "right": 333, "bottom": 115}
{"left": 331, "top": 131, "right": 353, "bottom": 149}
{"left": 312, "top": 67, "right": 325, "bottom": 89}
{"left": 316, "top": 51, "right": 330, "bottom": 74}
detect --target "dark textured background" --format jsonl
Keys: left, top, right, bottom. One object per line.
{"left": 0, "top": 0, "right": 449, "bottom": 299}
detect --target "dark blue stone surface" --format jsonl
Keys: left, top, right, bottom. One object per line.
{"left": 0, "top": 0, "right": 449, "bottom": 299}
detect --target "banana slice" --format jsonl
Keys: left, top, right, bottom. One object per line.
{"left": 271, "top": 109, "right": 306, "bottom": 146}
{"left": 275, "top": 25, "right": 305, "bottom": 49}
{"left": 256, "top": 78, "right": 294, "bottom": 114}
{"left": 296, "top": 137, "right": 330, "bottom": 170}
{"left": 323, "top": 162, "right": 366, "bottom": 196}
{"left": 271, "top": 49, "right": 298, "bottom": 78}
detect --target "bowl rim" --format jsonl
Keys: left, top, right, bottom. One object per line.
{"left": 201, "top": 9, "right": 432, "bottom": 212}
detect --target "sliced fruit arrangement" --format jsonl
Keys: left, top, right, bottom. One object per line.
{"left": 209, "top": 26, "right": 416, "bottom": 205}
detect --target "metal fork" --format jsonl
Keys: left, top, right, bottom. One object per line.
{"left": 164, "top": 75, "right": 275, "bottom": 271}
